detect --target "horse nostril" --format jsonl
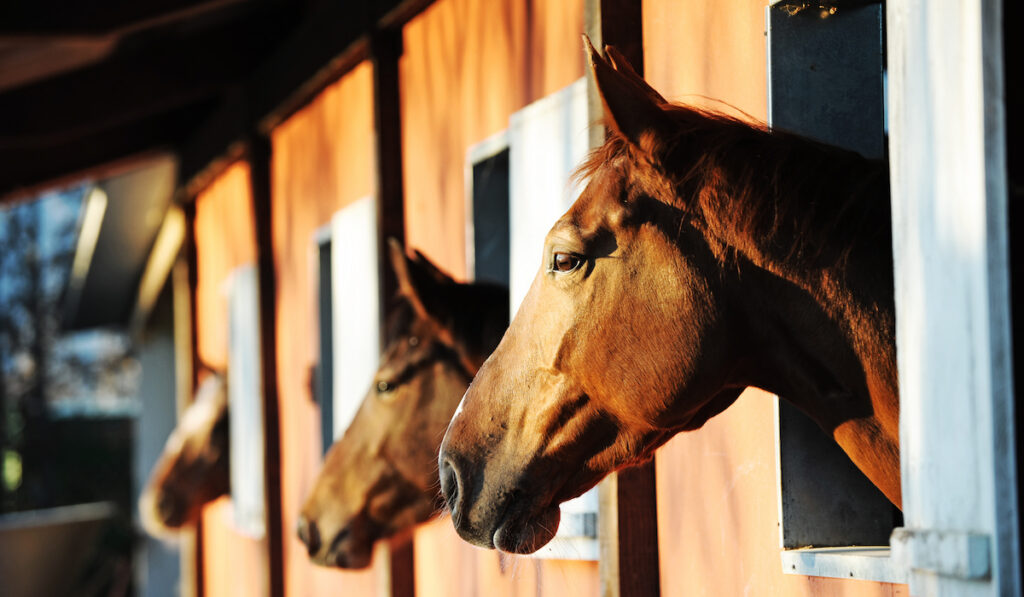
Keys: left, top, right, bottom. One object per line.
{"left": 298, "top": 516, "right": 321, "bottom": 557}
{"left": 156, "top": 493, "right": 176, "bottom": 520}
{"left": 439, "top": 458, "right": 460, "bottom": 513}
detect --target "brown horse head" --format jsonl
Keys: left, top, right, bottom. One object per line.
{"left": 139, "top": 373, "right": 230, "bottom": 536}
{"left": 438, "top": 39, "right": 900, "bottom": 554}
{"left": 297, "top": 241, "right": 508, "bottom": 568}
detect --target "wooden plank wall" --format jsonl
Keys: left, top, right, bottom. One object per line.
{"left": 192, "top": 162, "right": 269, "bottom": 597}
{"left": 268, "top": 61, "right": 380, "bottom": 597}
{"left": 185, "top": 2, "right": 919, "bottom": 597}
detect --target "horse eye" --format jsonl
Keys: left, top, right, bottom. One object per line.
{"left": 408, "top": 337, "right": 419, "bottom": 347}
{"left": 552, "top": 252, "right": 582, "bottom": 273}
{"left": 377, "top": 380, "right": 392, "bottom": 394}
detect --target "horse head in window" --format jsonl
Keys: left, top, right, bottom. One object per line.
{"left": 438, "top": 40, "right": 900, "bottom": 554}
{"left": 139, "top": 372, "right": 230, "bottom": 536}
{"left": 297, "top": 241, "right": 508, "bottom": 568}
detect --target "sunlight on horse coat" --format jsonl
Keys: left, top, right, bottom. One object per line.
{"left": 439, "top": 39, "right": 899, "bottom": 554}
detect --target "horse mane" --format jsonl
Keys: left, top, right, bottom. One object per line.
{"left": 576, "top": 104, "right": 891, "bottom": 278}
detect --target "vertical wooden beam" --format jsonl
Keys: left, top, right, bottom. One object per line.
{"left": 372, "top": 28, "right": 408, "bottom": 338}
{"left": 586, "top": 2, "right": 661, "bottom": 597}
{"left": 388, "top": 535, "right": 416, "bottom": 597}
{"left": 247, "top": 134, "right": 286, "bottom": 597}
{"left": 181, "top": 199, "right": 205, "bottom": 597}
{"left": 370, "top": 26, "right": 415, "bottom": 597}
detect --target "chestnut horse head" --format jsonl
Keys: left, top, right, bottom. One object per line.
{"left": 439, "top": 40, "right": 900, "bottom": 554}
{"left": 297, "top": 241, "right": 508, "bottom": 568}
{"left": 139, "top": 373, "right": 230, "bottom": 536}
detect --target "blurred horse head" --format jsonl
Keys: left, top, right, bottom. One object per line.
{"left": 139, "top": 373, "right": 229, "bottom": 536}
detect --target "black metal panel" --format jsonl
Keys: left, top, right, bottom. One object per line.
{"left": 316, "top": 239, "right": 334, "bottom": 457}
{"left": 768, "top": 3, "right": 885, "bottom": 159}
{"left": 768, "top": 1, "right": 898, "bottom": 549}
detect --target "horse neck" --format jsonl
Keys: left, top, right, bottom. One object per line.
{"left": 700, "top": 139, "right": 901, "bottom": 505}
{"left": 694, "top": 132, "right": 898, "bottom": 430}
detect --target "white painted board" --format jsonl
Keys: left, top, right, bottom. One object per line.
{"left": 227, "top": 264, "right": 266, "bottom": 539}
{"left": 887, "top": 0, "right": 1019, "bottom": 595}
{"left": 330, "top": 196, "right": 381, "bottom": 438}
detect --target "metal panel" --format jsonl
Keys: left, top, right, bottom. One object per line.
{"left": 315, "top": 237, "right": 333, "bottom": 456}
{"left": 768, "top": 3, "right": 885, "bottom": 159}
{"left": 766, "top": 2, "right": 899, "bottom": 565}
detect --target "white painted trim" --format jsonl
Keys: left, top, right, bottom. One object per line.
{"left": 464, "top": 130, "right": 510, "bottom": 281}
{"left": 781, "top": 547, "right": 906, "bottom": 584}
{"left": 330, "top": 196, "right": 380, "bottom": 440}
{"left": 226, "top": 264, "right": 267, "bottom": 539}
{"left": 312, "top": 220, "right": 332, "bottom": 246}
{"left": 508, "top": 78, "right": 590, "bottom": 312}
{"left": 887, "top": 1, "right": 1019, "bottom": 595}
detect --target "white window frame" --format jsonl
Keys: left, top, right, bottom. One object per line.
{"left": 226, "top": 263, "right": 267, "bottom": 539}
{"left": 887, "top": 1, "right": 1020, "bottom": 595}
{"left": 329, "top": 196, "right": 381, "bottom": 439}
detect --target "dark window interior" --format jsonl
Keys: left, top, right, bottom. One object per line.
{"left": 472, "top": 149, "right": 511, "bottom": 291}
{"left": 316, "top": 239, "right": 333, "bottom": 457}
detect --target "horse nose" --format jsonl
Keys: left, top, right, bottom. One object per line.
{"left": 297, "top": 515, "right": 321, "bottom": 557}
{"left": 439, "top": 457, "right": 461, "bottom": 515}
{"left": 156, "top": 492, "right": 176, "bottom": 521}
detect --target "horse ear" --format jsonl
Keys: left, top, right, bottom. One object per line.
{"left": 584, "top": 36, "right": 673, "bottom": 152}
{"left": 410, "top": 249, "right": 456, "bottom": 286}
{"left": 387, "top": 238, "right": 454, "bottom": 321}
{"left": 603, "top": 45, "right": 668, "bottom": 106}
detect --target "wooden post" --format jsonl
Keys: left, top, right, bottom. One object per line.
{"left": 247, "top": 134, "right": 286, "bottom": 597}
{"left": 371, "top": 26, "right": 415, "bottom": 597}
{"left": 180, "top": 199, "right": 205, "bottom": 597}
{"left": 372, "top": 28, "right": 408, "bottom": 340}
{"left": 585, "top": 2, "right": 661, "bottom": 597}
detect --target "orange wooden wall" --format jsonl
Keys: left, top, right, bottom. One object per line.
{"left": 401, "top": 0, "right": 585, "bottom": 279}
{"left": 643, "top": 1, "right": 906, "bottom": 595}
{"left": 269, "top": 60, "right": 379, "bottom": 597}
{"left": 401, "top": 0, "right": 599, "bottom": 595}
{"left": 193, "top": 161, "right": 268, "bottom": 597}
{"left": 189, "top": 2, "right": 910, "bottom": 597}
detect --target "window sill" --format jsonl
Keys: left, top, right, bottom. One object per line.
{"left": 532, "top": 536, "right": 599, "bottom": 561}
{"left": 781, "top": 546, "right": 906, "bottom": 584}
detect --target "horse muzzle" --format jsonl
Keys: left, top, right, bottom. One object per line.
{"left": 297, "top": 513, "right": 375, "bottom": 569}
{"left": 438, "top": 436, "right": 561, "bottom": 554}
